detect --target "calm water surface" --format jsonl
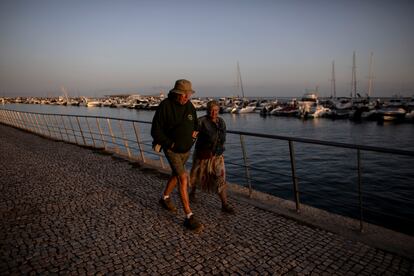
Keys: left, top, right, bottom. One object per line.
{"left": 3, "top": 104, "right": 414, "bottom": 235}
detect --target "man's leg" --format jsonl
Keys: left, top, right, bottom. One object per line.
{"left": 179, "top": 171, "right": 204, "bottom": 232}
{"left": 177, "top": 172, "right": 191, "bottom": 215}
{"left": 159, "top": 175, "right": 179, "bottom": 212}
{"left": 162, "top": 175, "right": 178, "bottom": 197}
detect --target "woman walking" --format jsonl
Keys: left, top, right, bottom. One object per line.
{"left": 190, "top": 100, "right": 234, "bottom": 214}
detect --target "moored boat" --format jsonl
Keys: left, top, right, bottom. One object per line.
{"left": 377, "top": 107, "right": 406, "bottom": 122}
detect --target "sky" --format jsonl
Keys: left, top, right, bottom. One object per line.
{"left": 1, "top": 0, "right": 413, "bottom": 98}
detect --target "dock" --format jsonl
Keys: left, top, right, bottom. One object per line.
{"left": 1, "top": 123, "right": 413, "bottom": 275}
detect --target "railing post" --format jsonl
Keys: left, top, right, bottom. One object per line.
{"left": 10, "top": 110, "right": 15, "bottom": 126}
{"left": 53, "top": 115, "right": 64, "bottom": 141}
{"left": 5, "top": 110, "right": 10, "bottom": 125}
{"left": 118, "top": 120, "right": 131, "bottom": 158}
{"left": 96, "top": 118, "right": 107, "bottom": 150}
{"left": 132, "top": 122, "right": 147, "bottom": 164}
{"left": 23, "top": 112, "right": 30, "bottom": 131}
{"left": 28, "top": 113, "right": 36, "bottom": 133}
{"left": 42, "top": 114, "right": 52, "bottom": 137}
{"left": 240, "top": 134, "right": 252, "bottom": 198}
{"left": 33, "top": 114, "right": 44, "bottom": 136}
{"left": 76, "top": 117, "right": 87, "bottom": 146}
{"left": 68, "top": 117, "right": 79, "bottom": 145}
{"left": 27, "top": 113, "right": 37, "bottom": 134}
{"left": 49, "top": 114, "right": 58, "bottom": 139}
{"left": 289, "top": 140, "right": 300, "bottom": 212}
{"left": 60, "top": 115, "right": 70, "bottom": 142}
{"left": 3, "top": 110, "right": 8, "bottom": 125}
{"left": 12, "top": 111, "right": 19, "bottom": 128}
{"left": 22, "top": 113, "right": 32, "bottom": 132}
{"left": 11, "top": 111, "right": 20, "bottom": 128}
{"left": 16, "top": 111, "right": 23, "bottom": 129}
{"left": 9, "top": 111, "right": 15, "bottom": 127}
{"left": 44, "top": 115, "right": 55, "bottom": 139}
{"left": 19, "top": 112, "right": 27, "bottom": 131}
{"left": 357, "top": 149, "right": 364, "bottom": 233}
{"left": 15, "top": 112, "right": 24, "bottom": 129}
{"left": 107, "top": 119, "right": 118, "bottom": 153}
{"left": 5, "top": 110, "right": 11, "bottom": 126}
{"left": 85, "top": 117, "right": 96, "bottom": 148}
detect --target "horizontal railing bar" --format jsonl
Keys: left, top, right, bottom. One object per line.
{"left": 228, "top": 130, "right": 414, "bottom": 157}
{"left": 0, "top": 108, "right": 151, "bottom": 125}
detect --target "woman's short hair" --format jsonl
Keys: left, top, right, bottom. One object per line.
{"left": 207, "top": 100, "right": 219, "bottom": 111}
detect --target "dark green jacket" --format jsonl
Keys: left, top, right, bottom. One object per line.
{"left": 151, "top": 93, "right": 198, "bottom": 153}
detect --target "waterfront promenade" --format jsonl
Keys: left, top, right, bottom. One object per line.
{"left": 1, "top": 124, "right": 413, "bottom": 275}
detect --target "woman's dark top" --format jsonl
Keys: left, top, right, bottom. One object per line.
{"left": 195, "top": 115, "right": 226, "bottom": 156}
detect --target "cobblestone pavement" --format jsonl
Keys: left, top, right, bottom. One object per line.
{"left": 1, "top": 124, "right": 413, "bottom": 275}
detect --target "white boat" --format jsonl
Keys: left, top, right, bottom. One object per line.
{"left": 361, "top": 109, "right": 378, "bottom": 120}
{"left": 334, "top": 97, "right": 353, "bottom": 110}
{"left": 377, "top": 107, "right": 406, "bottom": 121}
{"left": 83, "top": 97, "right": 102, "bottom": 107}
{"left": 191, "top": 99, "right": 204, "bottom": 110}
{"left": 376, "top": 96, "right": 407, "bottom": 121}
{"left": 309, "top": 106, "right": 331, "bottom": 118}
{"left": 270, "top": 105, "right": 299, "bottom": 116}
{"left": 297, "top": 91, "right": 319, "bottom": 118}
{"left": 134, "top": 100, "right": 149, "bottom": 109}
{"left": 405, "top": 110, "right": 414, "bottom": 121}
{"left": 115, "top": 102, "right": 129, "bottom": 108}
{"left": 269, "top": 106, "right": 283, "bottom": 115}
{"left": 230, "top": 105, "right": 240, "bottom": 114}
{"left": 237, "top": 104, "right": 256, "bottom": 114}
{"left": 67, "top": 99, "right": 80, "bottom": 106}
{"left": 102, "top": 100, "right": 114, "bottom": 107}
{"left": 147, "top": 101, "right": 159, "bottom": 110}
{"left": 86, "top": 102, "right": 102, "bottom": 107}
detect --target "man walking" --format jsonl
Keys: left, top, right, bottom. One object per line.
{"left": 151, "top": 79, "right": 203, "bottom": 232}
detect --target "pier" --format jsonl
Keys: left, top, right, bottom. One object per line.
{"left": 1, "top": 123, "right": 413, "bottom": 275}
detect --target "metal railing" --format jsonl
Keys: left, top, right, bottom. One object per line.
{"left": 0, "top": 109, "right": 168, "bottom": 171}
{"left": 1, "top": 108, "right": 414, "bottom": 234}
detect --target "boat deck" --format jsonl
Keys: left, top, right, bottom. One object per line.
{"left": 0, "top": 124, "right": 413, "bottom": 275}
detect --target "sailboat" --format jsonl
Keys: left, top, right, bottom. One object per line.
{"left": 61, "top": 86, "right": 80, "bottom": 106}
{"left": 231, "top": 61, "right": 256, "bottom": 114}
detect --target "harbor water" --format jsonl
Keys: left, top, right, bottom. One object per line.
{"left": 3, "top": 104, "right": 414, "bottom": 235}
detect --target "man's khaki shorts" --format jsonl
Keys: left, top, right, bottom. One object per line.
{"left": 164, "top": 149, "right": 190, "bottom": 176}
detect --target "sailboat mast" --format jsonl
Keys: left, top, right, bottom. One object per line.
{"left": 237, "top": 61, "right": 245, "bottom": 98}
{"left": 331, "top": 60, "right": 336, "bottom": 98}
{"left": 61, "top": 85, "right": 69, "bottom": 102}
{"left": 351, "top": 51, "right": 357, "bottom": 98}
{"left": 368, "top": 51, "right": 374, "bottom": 97}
